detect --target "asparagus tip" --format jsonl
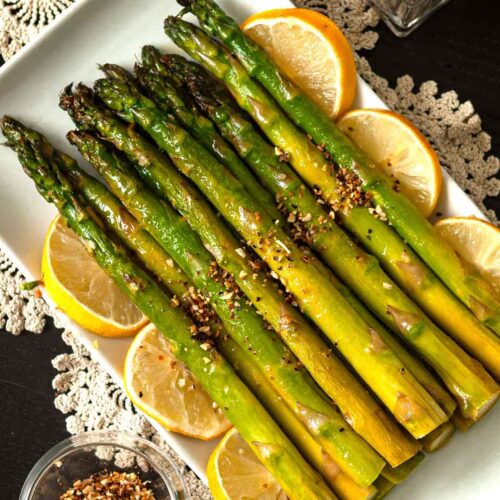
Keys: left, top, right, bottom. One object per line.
{"left": 164, "top": 15, "right": 189, "bottom": 32}
{"left": 66, "top": 129, "right": 81, "bottom": 145}
{"left": 98, "top": 63, "right": 136, "bottom": 86}
{"left": 141, "top": 45, "right": 158, "bottom": 60}
{"left": 0, "top": 116, "right": 36, "bottom": 150}
{"left": 0, "top": 115, "right": 17, "bottom": 139}
{"left": 59, "top": 83, "right": 90, "bottom": 111}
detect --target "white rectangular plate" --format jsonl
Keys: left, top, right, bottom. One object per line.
{"left": 0, "top": 1, "right": 498, "bottom": 498}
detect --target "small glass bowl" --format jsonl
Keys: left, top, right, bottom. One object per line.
{"left": 20, "top": 430, "right": 190, "bottom": 499}
{"left": 370, "top": 0, "right": 451, "bottom": 37}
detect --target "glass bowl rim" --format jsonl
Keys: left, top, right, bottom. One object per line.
{"left": 20, "top": 430, "right": 190, "bottom": 499}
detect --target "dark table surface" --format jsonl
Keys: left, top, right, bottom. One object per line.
{"left": 1, "top": 1, "right": 499, "bottom": 498}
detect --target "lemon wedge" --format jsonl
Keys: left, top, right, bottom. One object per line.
{"left": 42, "top": 216, "right": 147, "bottom": 337}
{"left": 338, "top": 109, "right": 442, "bottom": 217}
{"left": 242, "top": 8, "right": 356, "bottom": 119}
{"left": 124, "top": 323, "right": 231, "bottom": 440}
{"left": 435, "top": 217, "right": 500, "bottom": 298}
{"left": 207, "top": 428, "right": 286, "bottom": 499}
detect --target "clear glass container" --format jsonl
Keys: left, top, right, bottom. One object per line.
{"left": 370, "top": 0, "right": 451, "bottom": 36}
{"left": 20, "top": 431, "right": 190, "bottom": 499}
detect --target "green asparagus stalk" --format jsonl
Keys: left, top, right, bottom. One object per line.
{"left": 138, "top": 45, "right": 281, "bottom": 223}
{"left": 379, "top": 452, "right": 425, "bottom": 485}
{"left": 451, "top": 412, "right": 475, "bottom": 433}
{"left": 222, "top": 337, "right": 378, "bottom": 500}
{"left": 150, "top": 54, "right": 457, "bottom": 418}
{"left": 162, "top": 19, "right": 500, "bottom": 411}
{"left": 161, "top": 24, "right": 500, "bottom": 384}
{"left": 2, "top": 116, "right": 335, "bottom": 500}
{"left": 90, "top": 63, "right": 422, "bottom": 466}
{"left": 420, "top": 421, "right": 456, "bottom": 452}
{"left": 59, "top": 159, "right": 378, "bottom": 499}
{"left": 373, "top": 477, "right": 395, "bottom": 499}
{"left": 92, "top": 67, "right": 450, "bottom": 438}
{"left": 181, "top": 69, "right": 500, "bottom": 395}
{"left": 178, "top": 0, "right": 500, "bottom": 334}
{"left": 62, "top": 123, "right": 385, "bottom": 487}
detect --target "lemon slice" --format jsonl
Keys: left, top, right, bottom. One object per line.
{"left": 435, "top": 217, "right": 500, "bottom": 298}
{"left": 338, "top": 109, "right": 443, "bottom": 217}
{"left": 42, "top": 216, "right": 147, "bottom": 337}
{"left": 242, "top": 8, "right": 356, "bottom": 119}
{"left": 124, "top": 323, "right": 231, "bottom": 440}
{"left": 208, "top": 428, "right": 286, "bottom": 500}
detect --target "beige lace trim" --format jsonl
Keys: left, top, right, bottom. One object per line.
{"left": 0, "top": 0, "right": 74, "bottom": 59}
{"left": 295, "top": 0, "right": 500, "bottom": 222}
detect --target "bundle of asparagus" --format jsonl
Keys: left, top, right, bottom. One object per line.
{"left": 168, "top": 52, "right": 500, "bottom": 383}
{"left": 91, "top": 60, "right": 498, "bottom": 429}
{"left": 178, "top": 0, "right": 500, "bottom": 336}
{"left": 159, "top": 20, "right": 500, "bottom": 382}
{"left": 3, "top": 1, "right": 499, "bottom": 497}
{"left": 1, "top": 117, "right": 335, "bottom": 499}
{"left": 59, "top": 81, "right": 421, "bottom": 470}
{"left": 93, "top": 65, "right": 456, "bottom": 440}
{"left": 65, "top": 125, "right": 385, "bottom": 487}
{"left": 31, "top": 130, "right": 373, "bottom": 499}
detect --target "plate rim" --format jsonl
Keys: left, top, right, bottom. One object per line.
{"left": 0, "top": 0, "right": 494, "bottom": 496}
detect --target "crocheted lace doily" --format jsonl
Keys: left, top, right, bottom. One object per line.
{"left": 1, "top": 0, "right": 499, "bottom": 497}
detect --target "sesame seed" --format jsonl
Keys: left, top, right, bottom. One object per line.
{"left": 275, "top": 239, "right": 291, "bottom": 254}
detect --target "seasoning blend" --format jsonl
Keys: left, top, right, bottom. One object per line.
{"left": 20, "top": 431, "right": 188, "bottom": 500}
{"left": 60, "top": 471, "right": 155, "bottom": 499}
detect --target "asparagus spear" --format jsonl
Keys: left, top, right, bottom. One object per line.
{"left": 420, "top": 421, "right": 456, "bottom": 453}
{"left": 63, "top": 124, "right": 385, "bottom": 487}
{"left": 92, "top": 67, "right": 450, "bottom": 438}
{"left": 59, "top": 158, "right": 379, "bottom": 499}
{"left": 85, "top": 64, "right": 422, "bottom": 466}
{"left": 451, "top": 412, "right": 475, "bottom": 433}
{"left": 138, "top": 45, "right": 281, "bottom": 223}
{"left": 222, "top": 337, "right": 378, "bottom": 500}
{"left": 380, "top": 453, "right": 425, "bottom": 485}
{"left": 372, "top": 477, "right": 395, "bottom": 500}
{"left": 147, "top": 54, "right": 457, "bottom": 418}
{"left": 181, "top": 70, "right": 500, "bottom": 391}
{"left": 2, "top": 117, "right": 335, "bottom": 500}
{"left": 162, "top": 18, "right": 500, "bottom": 380}
{"left": 162, "top": 20, "right": 500, "bottom": 405}
{"left": 178, "top": 0, "right": 500, "bottom": 334}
